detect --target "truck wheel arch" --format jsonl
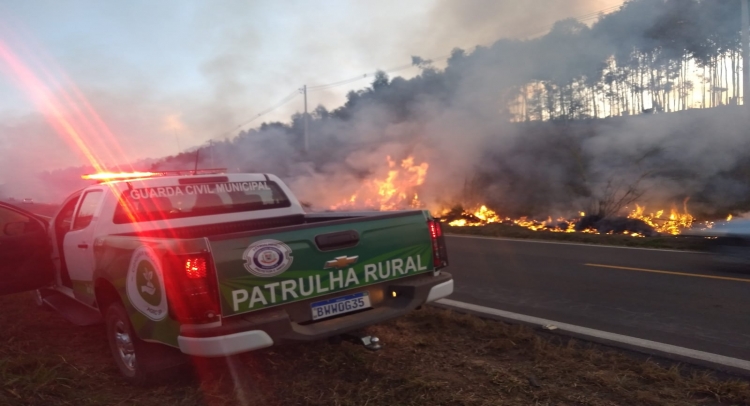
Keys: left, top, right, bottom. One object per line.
{"left": 95, "top": 278, "right": 121, "bottom": 315}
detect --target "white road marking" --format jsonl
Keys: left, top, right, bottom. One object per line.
{"left": 445, "top": 234, "right": 703, "bottom": 253}
{"left": 436, "top": 298, "right": 750, "bottom": 374}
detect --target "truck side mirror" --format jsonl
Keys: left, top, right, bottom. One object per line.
{"left": 3, "top": 221, "right": 26, "bottom": 236}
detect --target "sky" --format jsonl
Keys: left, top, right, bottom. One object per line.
{"left": 0, "top": 0, "right": 623, "bottom": 179}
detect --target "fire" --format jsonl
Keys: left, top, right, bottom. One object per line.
{"left": 511, "top": 216, "right": 581, "bottom": 233}
{"left": 443, "top": 202, "right": 719, "bottom": 237}
{"left": 513, "top": 217, "right": 547, "bottom": 231}
{"left": 327, "top": 153, "right": 714, "bottom": 238}
{"left": 444, "top": 205, "right": 584, "bottom": 232}
{"left": 331, "top": 155, "right": 429, "bottom": 211}
{"left": 447, "top": 205, "right": 501, "bottom": 226}
{"left": 475, "top": 206, "right": 500, "bottom": 223}
{"left": 626, "top": 204, "right": 693, "bottom": 235}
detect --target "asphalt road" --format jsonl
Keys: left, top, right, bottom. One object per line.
{"left": 444, "top": 235, "right": 750, "bottom": 362}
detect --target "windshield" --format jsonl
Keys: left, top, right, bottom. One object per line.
{"left": 113, "top": 180, "right": 291, "bottom": 223}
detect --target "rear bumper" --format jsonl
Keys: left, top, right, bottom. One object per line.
{"left": 426, "top": 279, "right": 453, "bottom": 302}
{"left": 178, "top": 271, "right": 453, "bottom": 357}
{"left": 179, "top": 330, "right": 273, "bottom": 357}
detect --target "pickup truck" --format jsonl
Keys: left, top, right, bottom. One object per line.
{"left": 0, "top": 171, "right": 452, "bottom": 385}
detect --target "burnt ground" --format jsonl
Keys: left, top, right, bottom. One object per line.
{"left": 0, "top": 293, "right": 748, "bottom": 406}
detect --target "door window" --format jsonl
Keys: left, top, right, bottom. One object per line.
{"left": 54, "top": 196, "right": 79, "bottom": 235}
{"left": 72, "top": 191, "right": 103, "bottom": 230}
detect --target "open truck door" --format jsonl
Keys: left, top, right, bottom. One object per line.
{"left": 0, "top": 202, "right": 54, "bottom": 295}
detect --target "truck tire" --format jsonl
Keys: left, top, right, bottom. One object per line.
{"left": 104, "top": 302, "right": 186, "bottom": 386}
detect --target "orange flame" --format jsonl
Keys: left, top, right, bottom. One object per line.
{"left": 331, "top": 155, "right": 429, "bottom": 211}
{"left": 444, "top": 202, "right": 703, "bottom": 237}
{"left": 447, "top": 205, "right": 500, "bottom": 227}
{"left": 626, "top": 204, "right": 693, "bottom": 235}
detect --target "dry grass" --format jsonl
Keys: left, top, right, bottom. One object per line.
{"left": 445, "top": 223, "right": 708, "bottom": 251}
{"left": 0, "top": 293, "right": 748, "bottom": 405}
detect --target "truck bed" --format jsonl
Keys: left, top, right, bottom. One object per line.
{"left": 117, "top": 211, "right": 417, "bottom": 240}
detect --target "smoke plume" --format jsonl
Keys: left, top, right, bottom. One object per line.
{"left": 3, "top": 0, "right": 748, "bottom": 222}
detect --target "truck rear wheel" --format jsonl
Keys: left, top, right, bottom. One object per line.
{"left": 105, "top": 302, "right": 152, "bottom": 385}
{"left": 105, "top": 302, "right": 186, "bottom": 386}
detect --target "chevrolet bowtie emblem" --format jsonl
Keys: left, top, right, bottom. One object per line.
{"left": 324, "top": 255, "right": 359, "bottom": 269}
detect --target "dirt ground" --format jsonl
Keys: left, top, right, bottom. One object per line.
{"left": 0, "top": 292, "right": 748, "bottom": 406}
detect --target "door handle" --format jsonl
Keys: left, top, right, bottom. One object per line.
{"left": 78, "top": 243, "right": 89, "bottom": 249}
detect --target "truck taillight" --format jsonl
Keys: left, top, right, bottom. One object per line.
{"left": 428, "top": 219, "right": 449, "bottom": 270}
{"left": 185, "top": 257, "right": 207, "bottom": 279}
{"left": 165, "top": 253, "right": 220, "bottom": 324}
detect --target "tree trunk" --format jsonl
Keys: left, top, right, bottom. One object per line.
{"left": 701, "top": 65, "right": 706, "bottom": 109}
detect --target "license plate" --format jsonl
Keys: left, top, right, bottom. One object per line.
{"left": 311, "top": 292, "right": 371, "bottom": 321}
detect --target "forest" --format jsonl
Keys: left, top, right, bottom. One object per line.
{"left": 332, "top": 0, "right": 743, "bottom": 123}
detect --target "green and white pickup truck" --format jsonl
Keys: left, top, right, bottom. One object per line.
{"left": 0, "top": 171, "right": 452, "bottom": 384}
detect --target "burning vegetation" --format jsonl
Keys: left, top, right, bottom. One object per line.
{"left": 330, "top": 156, "right": 428, "bottom": 211}
{"left": 441, "top": 194, "right": 733, "bottom": 237}
{"left": 627, "top": 204, "right": 694, "bottom": 235}
{"left": 439, "top": 203, "right": 714, "bottom": 237}
{"left": 325, "top": 154, "right": 726, "bottom": 238}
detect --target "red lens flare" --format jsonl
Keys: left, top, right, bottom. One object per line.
{"left": 0, "top": 39, "right": 105, "bottom": 172}
{"left": 0, "top": 20, "right": 229, "bottom": 393}
{"left": 0, "top": 22, "right": 144, "bottom": 225}
{"left": 0, "top": 18, "right": 134, "bottom": 171}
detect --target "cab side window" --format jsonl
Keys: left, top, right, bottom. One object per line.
{"left": 72, "top": 191, "right": 103, "bottom": 230}
{"left": 56, "top": 198, "right": 79, "bottom": 234}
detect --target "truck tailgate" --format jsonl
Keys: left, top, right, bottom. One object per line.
{"left": 208, "top": 211, "right": 434, "bottom": 318}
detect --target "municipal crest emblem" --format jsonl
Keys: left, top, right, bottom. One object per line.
{"left": 126, "top": 246, "right": 168, "bottom": 321}
{"left": 242, "top": 239, "right": 294, "bottom": 277}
